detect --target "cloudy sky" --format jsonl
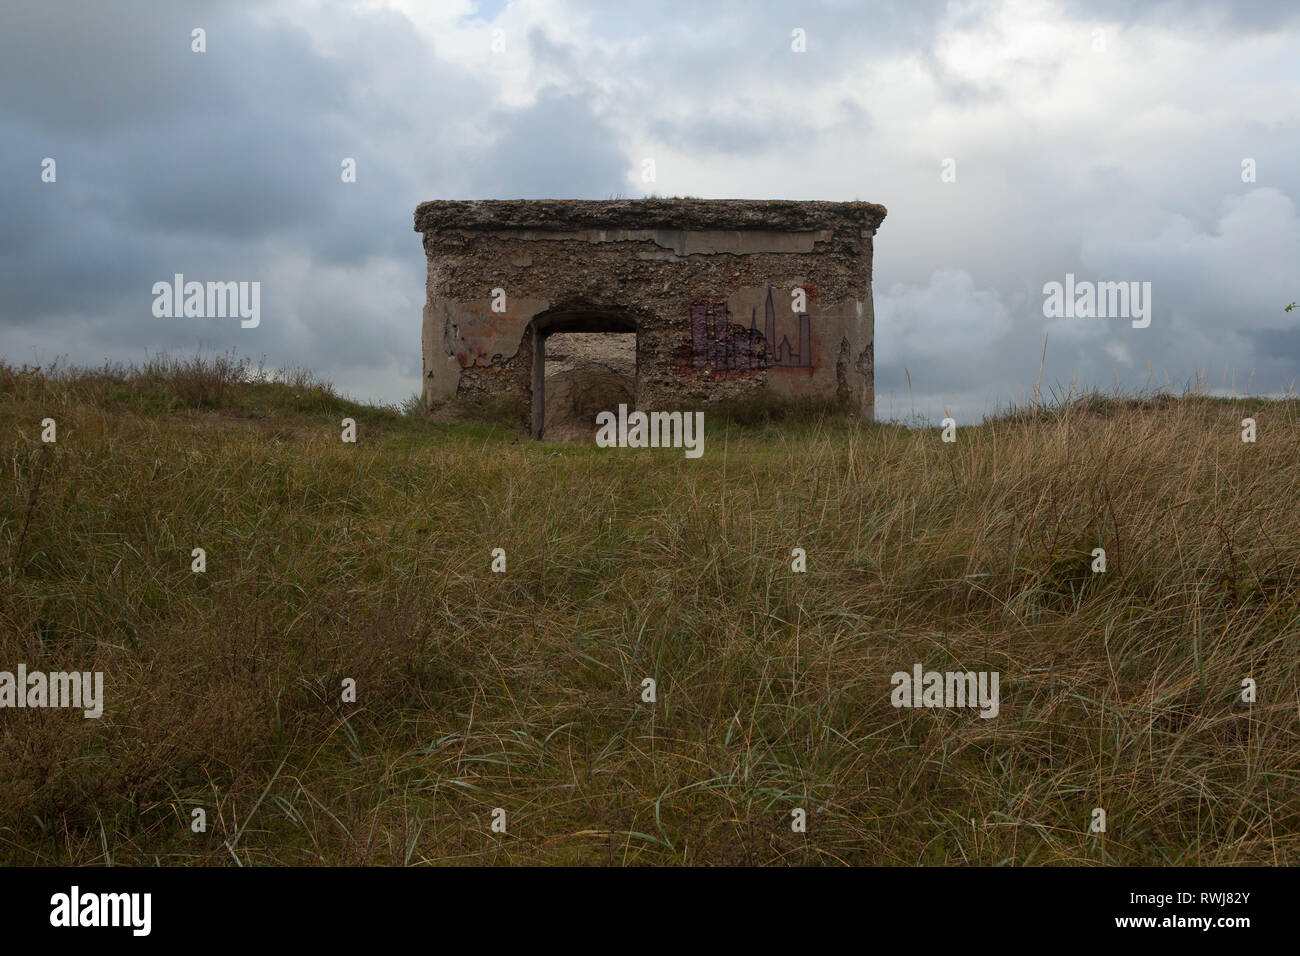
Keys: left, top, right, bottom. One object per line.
{"left": 3, "top": 0, "right": 1298, "bottom": 422}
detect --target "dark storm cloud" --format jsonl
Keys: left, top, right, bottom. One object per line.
{"left": 0, "top": 0, "right": 633, "bottom": 401}
{"left": 1, "top": 5, "right": 347, "bottom": 327}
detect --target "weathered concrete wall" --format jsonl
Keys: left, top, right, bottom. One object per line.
{"left": 414, "top": 199, "right": 886, "bottom": 436}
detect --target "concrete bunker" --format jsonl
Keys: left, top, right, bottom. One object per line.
{"left": 414, "top": 199, "right": 887, "bottom": 438}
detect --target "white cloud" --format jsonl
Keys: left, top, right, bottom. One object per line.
{"left": 876, "top": 269, "right": 1015, "bottom": 361}
{"left": 1103, "top": 339, "right": 1133, "bottom": 366}
{"left": 1083, "top": 188, "right": 1300, "bottom": 333}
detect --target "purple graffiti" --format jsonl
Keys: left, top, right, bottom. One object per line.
{"left": 688, "top": 285, "right": 811, "bottom": 371}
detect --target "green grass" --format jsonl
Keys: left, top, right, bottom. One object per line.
{"left": 1, "top": 354, "right": 1298, "bottom": 865}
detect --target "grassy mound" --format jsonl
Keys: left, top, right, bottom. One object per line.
{"left": 2, "top": 355, "right": 1297, "bottom": 864}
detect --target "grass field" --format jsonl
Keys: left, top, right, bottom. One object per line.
{"left": 2, "top": 354, "right": 1297, "bottom": 865}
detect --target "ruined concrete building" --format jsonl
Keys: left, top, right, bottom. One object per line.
{"left": 414, "top": 199, "right": 887, "bottom": 438}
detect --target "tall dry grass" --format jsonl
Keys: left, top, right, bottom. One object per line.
{"left": 1, "top": 356, "right": 1297, "bottom": 864}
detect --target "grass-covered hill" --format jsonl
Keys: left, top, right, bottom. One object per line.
{"left": 2, "top": 354, "right": 1297, "bottom": 864}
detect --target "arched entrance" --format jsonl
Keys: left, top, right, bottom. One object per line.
{"left": 528, "top": 307, "right": 640, "bottom": 440}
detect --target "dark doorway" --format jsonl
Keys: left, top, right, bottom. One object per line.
{"left": 542, "top": 333, "right": 636, "bottom": 441}
{"left": 529, "top": 310, "right": 638, "bottom": 440}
